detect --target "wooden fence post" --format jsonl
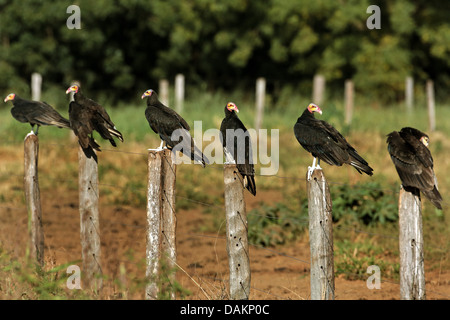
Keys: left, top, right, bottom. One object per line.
{"left": 405, "top": 76, "right": 414, "bottom": 113}
{"left": 159, "top": 79, "right": 169, "bottom": 106}
{"left": 312, "top": 74, "right": 325, "bottom": 105}
{"left": 255, "top": 77, "right": 266, "bottom": 131}
{"left": 344, "top": 79, "right": 354, "bottom": 126}
{"left": 307, "top": 169, "right": 334, "bottom": 300}
{"left": 24, "top": 133, "right": 44, "bottom": 266}
{"left": 426, "top": 80, "right": 436, "bottom": 132}
{"left": 224, "top": 164, "right": 251, "bottom": 300}
{"left": 398, "top": 186, "right": 426, "bottom": 300}
{"left": 146, "top": 150, "right": 163, "bottom": 300}
{"left": 175, "top": 74, "right": 185, "bottom": 113}
{"left": 146, "top": 149, "right": 177, "bottom": 300}
{"left": 161, "top": 149, "right": 177, "bottom": 300}
{"left": 78, "top": 146, "right": 102, "bottom": 292}
{"left": 31, "top": 73, "right": 42, "bottom": 101}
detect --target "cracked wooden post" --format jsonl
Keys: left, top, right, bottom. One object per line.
{"left": 146, "top": 149, "right": 163, "bottom": 300}
{"left": 398, "top": 186, "right": 426, "bottom": 300}
{"left": 224, "top": 164, "right": 250, "bottom": 300}
{"left": 307, "top": 169, "right": 334, "bottom": 300}
{"left": 78, "top": 145, "right": 102, "bottom": 292}
{"left": 161, "top": 149, "right": 177, "bottom": 300}
{"left": 24, "top": 133, "right": 44, "bottom": 266}
{"left": 146, "top": 149, "right": 177, "bottom": 300}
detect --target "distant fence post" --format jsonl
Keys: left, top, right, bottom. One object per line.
{"left": 307, "top": 169, "right": 334, "bottom": 300}
{"left": 312, "top": 74, "right": 325, "bottom": 105}
{"left": 146, "top": 149, "right": 177, "bottom": 300}
{"left": 159, "top": 79, "right": 169, "bottom": 106}
{"left": 223, "top": 164, "right": 251, "bottom": 300}
{"left": 175, "top": 74, "right": 185, "bottom": 113}
{"left": 344, "top": 79, "right": 354, "bottom": 126}
{"left": 24, "top": 133, "right": 44, "bottom": 266}
{"left": 405, "top": 76, "right": 414, "bottom": 113}
{"left": 426, "top": 80, "right": 436, "bottom": 132}
{"left": 78, "top": 146, "right": 102, "bottom": 292}
{"left": 31, "top": 73, "right": 42, "bottom": 101}
{"left": 398, "top": 187, "right": 426, "bottom": 300}
{"left": 255, "top": 77, "right": 266, "bottom": 131}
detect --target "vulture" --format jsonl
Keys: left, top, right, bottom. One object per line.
{"left": 220, "top": 102, "right": 256, "bottom": 196}
{"left": 4, "top": 93, "right": 71, "bottom": 134}
{"left": 65, "top": 85, "right": 123, "bottom": 157}
{"left": 294, "top": 103, "right": 373, "bottom": 180}
{"left": 141, "top": 89, "right": 209, "bottom": 167}
{"left": 387, "top": 127, "right": 443, "bottom": 209}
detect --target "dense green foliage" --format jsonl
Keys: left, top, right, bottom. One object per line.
{"left": 1, "top": 0, "right": 450, "bottom": 103}
{"left": 331, "top": 181, "right": 398, "bottom": 225}
{"left": 247, "top": 202, "right": 308, "bottom": 247}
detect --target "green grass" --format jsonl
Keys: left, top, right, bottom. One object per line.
{"left": 0, "top": 88, "right": 449, "bottom": 299}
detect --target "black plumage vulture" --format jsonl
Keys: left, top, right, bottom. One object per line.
{"left": 141, "top": 89, "right": 209, "bottom": 167}
{"left": 220, "top": 102, "right": 256, "bottom": 196}
{"left": 387, "top": 127, "right": 442, "bottom": 209}
{"left": 4, "top": 93, "right": 71, "bottom": 134}
{"left": 65, "top": 85, "right": 123, "bottom": 155}
{"left": 294, "top": 103, "right": 373, "bottom": 180}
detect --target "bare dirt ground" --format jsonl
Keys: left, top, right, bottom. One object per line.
{"left": 1, "top": 186, "right": 449, "bottom": 300}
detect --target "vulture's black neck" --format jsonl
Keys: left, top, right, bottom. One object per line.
{"left": 147, "top": 93, "right": 163, "bottom": 107}
{"left": 11, "top": 96, "right": 31, "bottom": 108}
{"left": 224, "top": 107, "right": 238, "bottom": 118}
{"left": 74, "top": 90, "right": 87, "bottom": 103}
{"left": 298, "top": 108, "right": 315, "bottom": 122}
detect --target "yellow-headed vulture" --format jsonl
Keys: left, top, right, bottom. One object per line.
{"left": 65, "top": 85, "right": 123, "bottom": 157}
{"left": 4, "top": 93, "right": 70, "bottom": 135}
{"left": 220, "top": 102, "right": 256, "bottom": 196}
{"left": 387, "top": 127, "right": 442, "bottom": 209}
{"left": 141, "top": 89, "right": 209, "bottom": 167}
{"left": 294, "top": 103, "right": 373, "bottom": 180}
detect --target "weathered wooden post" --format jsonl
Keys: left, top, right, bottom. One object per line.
{"left": 161, "top": 149, "right": 177, "bottom": 300}
{"left": 24, "top": 133, "right": 44, "bottom": 266}
{"left": 398, "top": 186, "right": 426, "bottom": 300}
{"left": 145, "top": 149, "right": 177, "bottom": 300}
{"left": 223, "top": 164, "right": 250, "bottom": 300}
{"left": 175, "top": 74, "right": 185, "bottom": 113}
{"left": 405, "top": 76, "right": 414, "bottom": 113}
{"left": 31, "top": 73, "right": 42, "bottom": 101}
{"left": 78, "top": 146, "right": 102, "bottom": 292}
{"left": 159, "top": 79, "right": 169, "bottom": 106}
{"left": 307, "top": 169, "right": 334, "bottom": 300}
{"left": 146, "top": 149, "right": 163, "bottom": 300}
{"left": 312, "top": 74, "right": 325, "bottom": 105}
{"left": 255, "top": 77, "right": 266, "bottom": 131}
{"left": 426, "top": 80, "right": 436, "bottom": 132}
{"left": 344, "top": 79, "right": 354, "bottom": 126}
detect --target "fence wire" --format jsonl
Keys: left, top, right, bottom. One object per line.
{"left": 0, "top": 139, "right": 449, "bottom": 300}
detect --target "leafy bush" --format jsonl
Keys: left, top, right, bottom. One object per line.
{"left": 331, "top": 182, "right": 398, "bottom": 225}
{"left": 247, "top": 202, "right": 308, "bottom": 247}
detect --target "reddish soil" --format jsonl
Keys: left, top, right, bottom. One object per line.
{"left": 1, "top": 187, "right": 449, "bottom": 300}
